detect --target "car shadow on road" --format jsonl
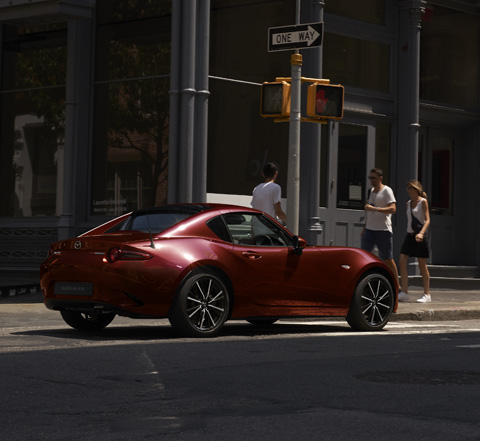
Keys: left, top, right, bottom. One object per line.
{"left": 11, "top": 319, "right": 357, "bottom": 341}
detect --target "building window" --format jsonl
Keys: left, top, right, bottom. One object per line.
{"left": 91, "top": 1, "right": 171, "bottom": 216}
{"left": 325, "top": 0, "right": 385, "bottom": 26}
{"left": 208, "top": 1, "right": 294, "bottom": 198}
{"left": 320, "top": 127, "right": 328, "bottom": 207}
{"left": 323, "top": 33, "right": 390, "bottom": 93}
{"left": 429, "top": 132, "right": 454, "bottom": 216}
{"left": 420, "top": 6, "right": 480, "bottom": 109}
{"left": 0, "top": 23, "right": 67, "bottom": 217}
{"left": 375, "top": 122, "right": 391, "bottom": 185}
{"left": 336, "top": 124, "right": 367, "bottom": 210}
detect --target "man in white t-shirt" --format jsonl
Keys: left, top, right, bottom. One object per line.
{"left": 361, "top": 168, "right": 399, "bottom": 284}
{"left": 251, "top": 163, "right": 287, "bottom": 223}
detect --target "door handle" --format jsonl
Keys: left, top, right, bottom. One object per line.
{"left": 241, "top": 251, "right": 262, "bottom": 260}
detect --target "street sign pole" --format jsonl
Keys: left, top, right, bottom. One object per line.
{"left": 266, "top": 4, "right": 324, "bottom": 234}
{"left": 286, "top": 0, "right": 302, "bottom": 235}
{"left": 286, "top": 52, "right": 302, "bottom": 235}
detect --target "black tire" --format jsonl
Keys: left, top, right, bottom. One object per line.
{"left": 246, "top": 318, "right": 278, "bottom": 325}
{"left": 346, "top": 273, "right": 394, "bottom": 331}
{"left": 169, "top": 271, "right": 230, "bottom": 337}
{"left": 60, "top": 310, "right": 115, "bottom": 331}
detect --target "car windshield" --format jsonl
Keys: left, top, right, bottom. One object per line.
{"left": 105, "top": 205, "right": 210, "bottom": 234}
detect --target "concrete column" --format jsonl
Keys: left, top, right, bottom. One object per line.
{"left": 58, "top": 18, "right": 93, "bottom": 240}
{"left": 167, "top": 0, "right": 182, "bottom": 203}
{"left": 169, "top": 0, "right": 210, "bottom": 203}
{"left": 168, "top": 0, "right": 196, "bottom": 203}
{"left": 395, "top": 1, "right": 426, "bottom": 252}
{"left": 193, "top": 0, "right": 210, "bottom": 202}
{"left": 178, "top": 0, "right": 196, "bottom": 202}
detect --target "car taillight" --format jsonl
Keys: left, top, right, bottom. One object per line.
{"left": 105, "top": 247, "right": 153, "bottom": 263}
{"left": 106, "top": 248, "right": 121, "bottom": 263}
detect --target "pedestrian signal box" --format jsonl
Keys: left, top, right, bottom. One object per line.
{"left": 260, "top": 81, "right": 291, "bottom": 118}
{"left": 306, "top": 83, "right": 344, "bottom": 120}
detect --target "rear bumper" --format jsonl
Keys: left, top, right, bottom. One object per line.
{"left": 45, "top": 298, "right": 167, "bottom": 319}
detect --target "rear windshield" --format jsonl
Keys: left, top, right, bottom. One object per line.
{"left": 105, "top": 205, "right": 209, "bottom": 234}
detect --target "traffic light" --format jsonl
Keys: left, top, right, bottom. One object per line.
{"left": 260, "top": 81, "right": 291, "bottom": 118}
{"left": 306, "top": 83, "right": 344, "bottom": 120}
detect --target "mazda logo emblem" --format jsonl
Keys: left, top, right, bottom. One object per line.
{"left": 74, "top": 241, "right": 82, "bottom": 249}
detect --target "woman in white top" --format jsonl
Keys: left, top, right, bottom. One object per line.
{"left": 398, "top": 180, "right": 431, "bottom": 303}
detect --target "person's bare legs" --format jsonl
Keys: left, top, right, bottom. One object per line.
{"left": 418, "top": 257, "right": 430, "bottom": 295}
{"left": 399, "top": 253, "right": 409, "bottom": 294}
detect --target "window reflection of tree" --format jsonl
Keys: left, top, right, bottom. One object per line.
{"left": 2, "top": 23, "right": 67, "bottom": 217}
{"left": 94, "top": 2, "right": 172, "bottom": 213}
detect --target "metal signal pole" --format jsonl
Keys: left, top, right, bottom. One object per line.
{"left": 286, "top": 0, "right": 302, "bottom": 234}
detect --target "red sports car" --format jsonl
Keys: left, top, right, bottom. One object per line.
{"left": 40, "top": 204, "right": 398, "bottom": 337}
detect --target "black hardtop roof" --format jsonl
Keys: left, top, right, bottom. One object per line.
{"left": 132, "top": 204, "right": 211, "bottom": 217}
{"left": 131, "top": 203, "right": 256, "bottom": 217}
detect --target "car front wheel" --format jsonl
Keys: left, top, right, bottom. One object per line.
{"left": 60, "top": 310, "right": 115, "bottom": 331}
{"left": 346, "top": 272, "right": 394, "bottom": 332}
{"left": 169, "top": 271, "right": 230, "bottom": 337}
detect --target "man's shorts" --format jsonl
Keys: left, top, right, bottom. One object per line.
{"left": 361, "top": 229, "right": 394, "bottom": 260}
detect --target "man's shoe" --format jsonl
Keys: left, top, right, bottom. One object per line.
{"left": 417, "top": 294, "right": 431, "bottom": 303}
{"left": 398, "top": 291, "right": 409, "bottom": 302}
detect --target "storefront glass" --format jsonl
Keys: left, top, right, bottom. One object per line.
{"left": 0, "top": 24, "right": 67, "bottom": 217}
{"left": 91, "top": 1, "right": 171, "bottom": 216}
{"left": 421, "top": 5, "right": 479, "bottom": 109}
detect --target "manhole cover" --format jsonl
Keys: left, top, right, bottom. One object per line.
{"left": 355, "top": 370, "right": 480, "bottom": 386}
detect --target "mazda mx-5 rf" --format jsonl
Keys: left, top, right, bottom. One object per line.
{"left": 40, "top": 204, "right": 398, "bottom": 337}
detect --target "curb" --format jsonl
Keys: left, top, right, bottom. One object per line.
{"left": 392, "top": 308, "right": 480, "bottom": 322}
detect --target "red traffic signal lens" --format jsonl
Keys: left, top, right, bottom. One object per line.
{"left": 307, "top": 83, "right": 344, "bottom": 119}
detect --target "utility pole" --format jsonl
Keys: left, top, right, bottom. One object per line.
{"left": 286, "top": 0, "right": 302, "bottom": 234}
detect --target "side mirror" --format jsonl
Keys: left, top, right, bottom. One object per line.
{"left": 292, "top": 235, "right": 306, "bottom": 255}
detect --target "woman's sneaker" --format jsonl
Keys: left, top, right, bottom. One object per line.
{"left": 417, "top": 294, "right": 431, "bottom": 303}
{"left": 398, "top": 291, "right": 409, "bottom": 302}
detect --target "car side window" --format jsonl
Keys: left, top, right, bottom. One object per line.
{"left": 223, "top": 212, "right": 293, "bottom": 247}
{"left": 206, "top": 216, "right": 233, "bottom": 243}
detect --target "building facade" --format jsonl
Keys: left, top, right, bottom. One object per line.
{"left": 0, "top": 0, "right": 479, "bottom": 279}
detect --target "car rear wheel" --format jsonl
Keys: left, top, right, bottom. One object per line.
{"left": 60, "top": 310, "right": 116, "bottom": 331}
{"left": 346, "top": 273, "right": 394, "bottom": 332}
{"left": 169, "top": 271, "right": 230, "bottom": 337}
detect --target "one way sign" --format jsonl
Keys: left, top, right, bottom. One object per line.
{"left": 268, "top": 22, "right": 323, "bottom": 52}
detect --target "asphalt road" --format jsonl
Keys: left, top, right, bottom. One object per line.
{"left": 1, "top": 293, "right": 480, "bottom": 440}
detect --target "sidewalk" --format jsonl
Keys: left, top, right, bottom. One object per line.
{"left": 2, "top": 283, "right": 480, "bottom": 322}
{"left": 391, "top": 288, "right": 480, "bottom": 322}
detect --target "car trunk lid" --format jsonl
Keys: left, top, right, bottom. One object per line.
{"left": 50, "top": 233, "right": 153, "bottom": 253}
